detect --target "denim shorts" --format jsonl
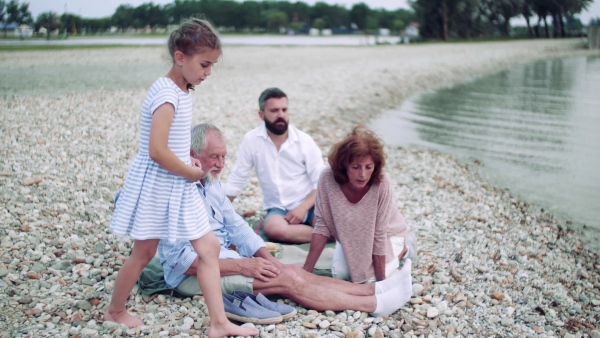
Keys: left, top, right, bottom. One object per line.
{"left": 265, "top": 206, "right": 315, "bottom": 225}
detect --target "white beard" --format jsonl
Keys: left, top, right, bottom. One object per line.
{"left": 203, "top": 168, "right": 221, "bottom": 184}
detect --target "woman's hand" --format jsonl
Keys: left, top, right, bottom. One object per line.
{"left": 373, "top": 254, "right": 386, "bottom": 281}
{"left": 303, "top": 233, "right": 329, "bottom": 273}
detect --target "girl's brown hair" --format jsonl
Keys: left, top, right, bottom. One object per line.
{"left": 328, "top": 126, "right": 387, "bottom": 186}
{"left": 168, "top": 17, "right": 221, "bottom": 59}
{"left": 168, "top": 18, "right": 221, "bottom": 89}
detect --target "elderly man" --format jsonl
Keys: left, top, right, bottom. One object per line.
{"left": 224, "top": 88, "right": 325, "bottom": 244}
{"left": 157, "top": 123, "right": 413, "bottom": 316}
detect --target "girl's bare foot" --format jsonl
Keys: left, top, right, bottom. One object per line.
{"left": 207, "top": 320, "right": 259, "bottom": 338}
{"left": 104, "top": 309, "right": 143, "bottom": 329}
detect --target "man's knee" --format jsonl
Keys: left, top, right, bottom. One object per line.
{"left": 277, "top": 265, "right": 305, "bottom": 294}
{"left": 263, "top": 216, "right": 292, "bottom": 241}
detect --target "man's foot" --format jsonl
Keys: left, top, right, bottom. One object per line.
{"left": 104, "top": 309, "right": 143, "bottom": 328}
{"left": 373, "top": 259, "right": 413, "bottom": 316}
{"left": 375, "top": 257, "right": 412, "bottom": 294}
{"left": 207, "top": 321, "right": 259, "bottom": 338}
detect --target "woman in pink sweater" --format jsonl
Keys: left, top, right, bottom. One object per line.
{"left": 303, "top": 126, "right": 416, "bottom": 283}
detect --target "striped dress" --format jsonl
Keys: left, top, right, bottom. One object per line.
{"left": 109, "top": 77, "right": 211, "bottom": 241}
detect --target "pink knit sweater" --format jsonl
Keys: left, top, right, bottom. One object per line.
{"left": 313, "top": 168, "right": 408, "bottom": 283}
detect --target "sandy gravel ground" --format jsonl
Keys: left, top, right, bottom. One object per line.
{"left": 1, "top": 39, "right": 600, "bottom": 337}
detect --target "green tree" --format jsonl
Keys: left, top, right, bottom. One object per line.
{"left": 312, "top": 17, "right": 326, "bottom": 30}
{"left": 480, "top": 0, "right": 523, "bottom": 37}
{"left": 411, "top": 0, "right": 491, "bottom": 39}
{"left": 560, "top": 0, "right": 594, "bottom": 36}
{"left": 530, "top": 0, "right": 551, "bottom": 37}
{"left": 410, "top": 0, "right": 450, "bottom": 39}
{"left": 263, "top": 9, "right": 288, "bottom": 33}
{"left": 111, "top": 4, "right": 135, "bottom": 30}
{"left": 0, "top": 0, "right": 7, "bottom": 37}
{"left": 61, "top": 13, "right": 83, "bottom": 35}
{"left": 36, "top": 11, "right": 60, "bottom": 39}
{"left": 132, "top": 2, "right": 168, "bottom": 29}
{"left": 366, "top": 16, "right": 378, "bottom": 31}
{"left": 521, "top": 0, "right": 534, "bottom": 37}
{"left": 290, "top": 1, "right": 311, "bottom": 31}
{"left": 85, "top": 17, "right": 111, "bottom": 34}
{"left": 350, "top": 2, "right": 370, "bottom": 30}
{"left": 7, "top": 0, "right": 32, "bottom": 38}
{"left": 310, "top": 2, "right": 349, "bottom": 29}
{"left": 239, "top": 1, "right": 262, "bottom": 31}
{"left": 564, "top": 15, "right": 583, "bottom": 35}
{"left": 392, "top": 19, "right": 405, "bottom": 34}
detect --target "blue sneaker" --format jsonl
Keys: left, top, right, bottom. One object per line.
{"left": 232, "top": 290, "right": 297, "bottom": 321}
{"left": 222, "top": 293, "right": 282, "bottom": 325}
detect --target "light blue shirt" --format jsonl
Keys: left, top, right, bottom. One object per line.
{"left": 158, "top": 180, "right": 266, "bottom": 288}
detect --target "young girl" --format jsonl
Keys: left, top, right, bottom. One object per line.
{"left": 104, "top": 18, "right": 258, "bottom": 337}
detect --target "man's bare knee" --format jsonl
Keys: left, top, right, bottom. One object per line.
{"left": 263, "top": 217, "right": 290, "bottom": 241}
{"left": 276, "top": 265, "right": 305, "bottom": 295}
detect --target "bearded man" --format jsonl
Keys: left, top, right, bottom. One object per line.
{"left": 224, "top": 87, "right": 325, "bottom": 244}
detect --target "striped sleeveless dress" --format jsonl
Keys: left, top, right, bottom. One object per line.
{"left": 109, "top": 77, "right": 211, "bottom": 241}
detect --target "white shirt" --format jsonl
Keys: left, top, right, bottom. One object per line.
{"left": 225, "top": 124, "right": 325, "bottom": 211}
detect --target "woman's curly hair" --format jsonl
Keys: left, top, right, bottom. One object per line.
{"left": 328, "top": 126, "right": 387, "bottom": 186}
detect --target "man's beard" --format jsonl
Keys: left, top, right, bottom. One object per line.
{"left": 264, "top": 117, "right": 288, "bottom": 135}
{"left": 203, "top": 168, "right": 221, "bottom": 184}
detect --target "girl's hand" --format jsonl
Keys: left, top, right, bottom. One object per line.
{"left": 191, "top": 157, "right": 202, "bottom": 169}
{"left": 189, "top": 158, "right": 204, "bottom": 182}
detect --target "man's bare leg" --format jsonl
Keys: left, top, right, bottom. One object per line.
{"left": 287, "top": 265, "right": 375, "bottom": 296}
{"left": 263, "top": 215, "right": 313, "bottom": 243}
{"left": 252, "top": 265, "right": 376, "bottom": 312}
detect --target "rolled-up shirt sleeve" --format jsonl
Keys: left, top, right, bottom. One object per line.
{"left": 224, "top": 133, "right": 254, "bottom": 197}
{"left": 217, "top": 183, "right": 265, "bottom": 257}
{"left": 158, "top": 240, "right": 198, "bottom": 289}
{"left": 304, "top": 138, "right": 325, "bottom": 190}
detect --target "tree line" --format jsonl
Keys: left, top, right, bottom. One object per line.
{"left": 1, "top": 0, "right": 597, "bottom": 40}
{"left": 0, "top": 0, "right": 415, "bottom": 36}
{"left": 411, "top": 0, "right": 594, "bottom": 40}
{"left": 0, "top": 0, "right": 32, "bottom": 36}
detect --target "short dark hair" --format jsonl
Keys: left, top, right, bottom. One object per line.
{"left": 328, "top": 126, "right": 387, "bottom": 186}
{"left": 259, "top": 87, "right": 287, "bottom": 111}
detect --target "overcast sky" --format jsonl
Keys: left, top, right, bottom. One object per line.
{"left": 26, "top": 0, "right": 600, "bottom": 24}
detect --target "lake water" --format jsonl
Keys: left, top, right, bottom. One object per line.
{"left": 371, "top": 55, "right": 600, "bottom": 250}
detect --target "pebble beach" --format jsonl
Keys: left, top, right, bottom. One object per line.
{"left": 1, "top": 39, "right": 600, "bottom": 337}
